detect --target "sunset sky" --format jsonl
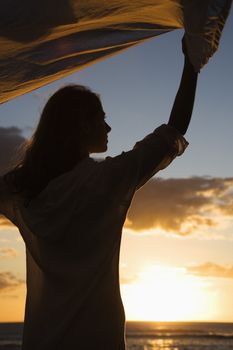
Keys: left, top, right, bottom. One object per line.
{"left": 0, "top": 12, "right": 233, "bottom": 322}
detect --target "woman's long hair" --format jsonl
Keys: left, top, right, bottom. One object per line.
{"left": 4, "top": 84, "right": 101, "bottom": 202}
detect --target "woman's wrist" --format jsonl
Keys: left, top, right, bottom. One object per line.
{"left": 184, "top": 55, "right": 199, "bottom": 74}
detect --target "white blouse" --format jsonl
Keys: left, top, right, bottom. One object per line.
{"left": 0, "top": 124, "right": 188, "bottom": 350}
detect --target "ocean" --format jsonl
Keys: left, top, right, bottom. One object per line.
{"left": 0, "top": 321, "right": 233, "bottom": 350}
{"left": 126, "top": 322, "right": 233, "bottom": 350}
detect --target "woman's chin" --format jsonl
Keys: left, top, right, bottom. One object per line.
{"left": 102, "top": 145, "right": 108, "bottom": 152}
{"left": 91, "top": 144, "right": 108, "bottom": 153}
{"left": 101, "top": 141, "right": 108, "bottom": 152}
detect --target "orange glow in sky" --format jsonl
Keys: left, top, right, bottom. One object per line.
{"left": 121, "top": 265, "right": 218, "bottom": 322}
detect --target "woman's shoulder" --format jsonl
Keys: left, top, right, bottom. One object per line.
{"left": 0, "top": 175, "right": 16, "bottom": 207}
{"left": 0, "top": 176, "right": 8, "bottom": 196}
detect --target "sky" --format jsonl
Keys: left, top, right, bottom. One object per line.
{"left": 0, "top": 11, "right": 233, "bottom": 323}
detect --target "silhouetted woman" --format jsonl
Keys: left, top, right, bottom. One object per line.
{"left": 0, "top": 39, "right": 198, "bottom": 350}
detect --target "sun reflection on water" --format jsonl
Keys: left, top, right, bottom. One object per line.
{"left": 144, "top": 338, "right": 178, "bottom": 350}
{"left": 127, "top": 337, "right": 179, "bottom": 350}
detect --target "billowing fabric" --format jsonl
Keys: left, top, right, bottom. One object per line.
{"left": 0, "top": 124, "right": 187, "bottom": 350}
{"left": 0, "top": 0, "right": 232, "bottom": 104}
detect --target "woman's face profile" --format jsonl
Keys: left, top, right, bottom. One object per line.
{"left": 85, "top": 101, "right": 111, "bottom": 154}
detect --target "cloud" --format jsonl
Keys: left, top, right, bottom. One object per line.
{"left": 187, "top": 262, "right": 233, "bottom": 279}
{"left": 120, "top": 275, "right": 138, "bottom": 285}
{"left": 0, "top": 216, "right": 14, "bottom": 229}
{"left": 0, "top": 248, "right": 18, "bottom": 259}
{"left": 0, "top": 126, "right": 26, "bottom": 175}
{"left": 126, "top": 177, "right": 233, "bottom": 236}
{"left": 0, "top": 238, "right": 10, "bottom": 243}
{"left": 0, "top": 271, "right": 24, "bottom": 291}
{"left": 119, "top": 263, "right": 233, "bottom": 288}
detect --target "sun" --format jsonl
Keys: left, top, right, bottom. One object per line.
{"left": 120, "top": 265, "right": 217, "bottom": 321}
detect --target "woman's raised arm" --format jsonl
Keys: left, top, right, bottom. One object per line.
{"left": 168, "top": 37, "right": 199, "bottom": 135}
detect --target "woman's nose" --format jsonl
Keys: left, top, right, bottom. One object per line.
{"left": 105, "top": 122, "right": 111, "bottom": 133}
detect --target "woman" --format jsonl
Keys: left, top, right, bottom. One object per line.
{"left": 0, "top": 39, "right": 198, "bottom": 349}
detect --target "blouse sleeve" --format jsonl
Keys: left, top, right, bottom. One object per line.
{"left": 103, "top": 124, "right": 188, "bottom": 196}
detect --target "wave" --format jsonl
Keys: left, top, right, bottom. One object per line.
{"left": 127, "top": 332, "right": 233, "bottom": 340}
{"left": 0, "top": 340, "right": 22, "bottom": 347}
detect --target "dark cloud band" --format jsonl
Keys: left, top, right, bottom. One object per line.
{"left": 127, "top": 177, "right": 233, "bottom": 235}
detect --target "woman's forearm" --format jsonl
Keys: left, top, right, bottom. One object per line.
{"left": 168, "top": 56, "right": 198, "bottom": 135}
